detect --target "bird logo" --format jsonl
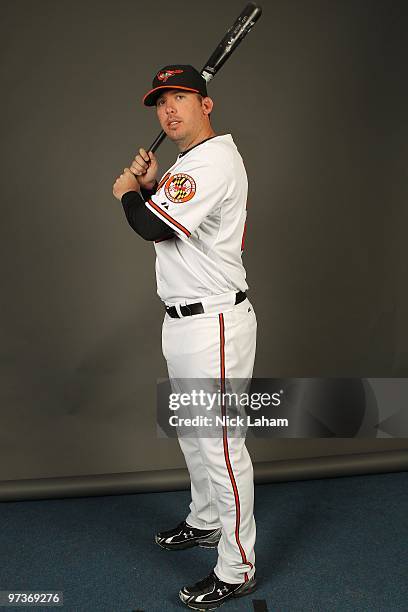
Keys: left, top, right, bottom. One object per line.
{"left": 157, "top": 69, "right": 184, "bottom": 82}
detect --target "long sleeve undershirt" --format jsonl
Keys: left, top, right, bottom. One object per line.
{"left": 121, "top": 185, "right": 174, "bottom": 241}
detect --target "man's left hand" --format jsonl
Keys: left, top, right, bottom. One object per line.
{"left": 113, "top": 168, "right": 140, "bottom": 201}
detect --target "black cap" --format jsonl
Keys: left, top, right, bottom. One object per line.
{"left": 143, "top": 65, "right": 208, "bottom": 106}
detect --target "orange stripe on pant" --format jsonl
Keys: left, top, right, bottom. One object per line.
{"left": 218, "top": 313, "right": 254, "bottom": 583}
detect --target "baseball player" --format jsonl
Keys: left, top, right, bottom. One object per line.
{"left": 113, "top": 65, "right": 257, "bottom": 610}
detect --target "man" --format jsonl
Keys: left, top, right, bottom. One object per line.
{"left": 113, "top": 65, "right": 257, "bottom": 610}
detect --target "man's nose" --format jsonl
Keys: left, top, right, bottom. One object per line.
{"left": 165, "top": 102, "right": 176, "bottom": 114}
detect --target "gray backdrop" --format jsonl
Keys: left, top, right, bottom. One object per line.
{"left": 0, "top": 0, "right": 407, "bottom": 487}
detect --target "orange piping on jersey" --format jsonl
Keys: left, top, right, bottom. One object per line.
{"left": 148, "top": 199, "right": 191, "bottom": 238}
{"left": 241, "top": 220, "right": 247, "bottom": 251}
{"left": 154, "top": 235, "right": 174, "bottom": 244}
{"left": 157, "top": 172, "right": 171, "bottom": 192}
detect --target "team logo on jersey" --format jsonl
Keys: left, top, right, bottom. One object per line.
{"left": 157, "top": 69, "right": 184, "bottom": 82}
{"left": 164, "top": 173, "right": 196, "bottom": 203}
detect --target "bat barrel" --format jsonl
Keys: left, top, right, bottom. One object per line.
{"left": 201, "top": 3, "right": 262, "bottom": 77}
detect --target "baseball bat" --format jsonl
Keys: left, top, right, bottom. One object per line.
{"left": 147, "top": 2, "right": 262, "bottom": 154}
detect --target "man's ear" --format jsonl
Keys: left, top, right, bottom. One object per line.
{"left": 202, "top": 96, "right": 214, "bottom": 116}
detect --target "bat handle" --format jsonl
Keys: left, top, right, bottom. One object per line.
{"left": 148, "top": 130, "right": 166, "bottom": 154}
{"left": 135, "top": 130, "right": 165, "bottom": 174}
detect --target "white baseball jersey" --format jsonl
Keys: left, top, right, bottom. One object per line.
{"left": 145, "top": 134, "right": 248, "bottom": 304}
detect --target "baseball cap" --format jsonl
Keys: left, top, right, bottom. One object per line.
{"left": 143, "top": 65, "right": 208, "bottom": 106}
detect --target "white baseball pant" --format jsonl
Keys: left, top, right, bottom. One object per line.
{"left": 162, "top": 294, "right": 257, "bottom": 584}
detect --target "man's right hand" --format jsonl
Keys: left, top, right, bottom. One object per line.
{"left": 130, "top": 148, "right": 158, "bottom": 190}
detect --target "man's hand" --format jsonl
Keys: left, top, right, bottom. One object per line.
{"left": 113, "top": 168, "right": 140, "bottom": 201}
{"left": 130, "top": 148, "right": 158, "bottom": 190}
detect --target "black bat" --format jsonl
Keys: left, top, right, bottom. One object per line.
{"left": 147, "top": 2, "right": 262, "bottom": 154}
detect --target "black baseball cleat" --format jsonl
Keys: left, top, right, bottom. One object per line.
{"left": 179, "top": 570, "right": 257, "bottom": 610}
{"left": 155, "top": 521, "right": 222, "bottom": 551}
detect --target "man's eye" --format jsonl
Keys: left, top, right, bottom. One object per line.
{"left": 176, "top": 94, "right": 184, "bottom": 100}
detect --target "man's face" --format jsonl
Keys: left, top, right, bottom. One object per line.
{"left": 155, "top": 89, "right": 211, "bottom": 144}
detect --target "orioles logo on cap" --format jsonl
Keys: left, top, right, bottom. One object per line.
{"left": 157, "top": 69, "right": 184, "bottom": 82}
{"left": 165, "top": 173, "right": 196, "bottom": 203}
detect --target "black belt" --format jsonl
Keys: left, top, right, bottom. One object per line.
{"left": 165, "top": 291, "right": 247, "bottom": 319}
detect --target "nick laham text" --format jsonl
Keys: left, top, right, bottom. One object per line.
{"left": 169, "top": 415, "right": 289, "bottom": 428}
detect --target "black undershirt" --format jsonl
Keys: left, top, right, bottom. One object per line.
{"left": 121, "top": 183, "right": 174, "bottom": 241}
